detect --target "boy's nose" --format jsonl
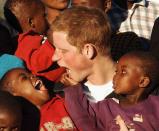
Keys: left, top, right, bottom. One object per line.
{"left": 52, "top": 49, "right": 61, "bottom": 62}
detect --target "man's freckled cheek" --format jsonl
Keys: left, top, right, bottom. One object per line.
{"left": 64, "top": 55, "right": 76, "bottom": 67}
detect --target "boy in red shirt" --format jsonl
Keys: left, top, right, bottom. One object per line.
{"left": 4, "top": 0, "right": 65, "bottom": 82}
{"left": 0, "top": 68, "right": 77, "bottom": 131}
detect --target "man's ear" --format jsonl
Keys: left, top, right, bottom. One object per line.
{"left": 105, "top": 0, "right": 112, "bottom": 13}
{"left": 28, "top": 18, "right": 35, "bottom": 28}
{"left": 82, "top": 44, "right": 96, "bottom": 59}
{"left": 139, "top": 76, "right": 150, "bottom": 88}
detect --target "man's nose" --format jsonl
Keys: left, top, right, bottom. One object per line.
{"left": 52, "top": 49, "right": 61, "bottom": 62}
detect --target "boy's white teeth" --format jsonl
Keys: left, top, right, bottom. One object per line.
{"left": 34, "top": 80, "right": 42, "bottom": 90}
{"left": 35, "top": 80, "right": 40, "bottom": 86}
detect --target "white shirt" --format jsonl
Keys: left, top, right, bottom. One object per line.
{"left": 83, "top": 81, "right": 113, "bottom": 103}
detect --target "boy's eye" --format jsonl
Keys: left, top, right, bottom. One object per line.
{"left": 115, "top": 69, "right": 127, "bottom": 75}
{"left": 22, "top": 75, "right": 28, "bottom": 79}
{"left": 19, "top": 73, "right": 29, "bottom": 80}
{"left": 12, "top": 127, "right": 19, "bottom": 131}
{"left": 121, "top": 70, "right": 127, "bottom": 74}
{"left": 21, "top": 75, "right": 28, "bottom": 80}
{"left": 0, "top": 127, "right": 4, "bottom": 131}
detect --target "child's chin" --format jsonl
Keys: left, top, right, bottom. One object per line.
{"left": 114, "top": 90, "right": 120, "bottom": 94}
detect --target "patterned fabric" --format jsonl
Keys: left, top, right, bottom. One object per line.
{"left": 64, "top": 86, "right": 159, "bottom": 131}
{"left": 107, "top": 1, "right": 128, "bottom": 33}
{"left": 40, "top": 95, "right": 78, "bottom": 131}
{"left": 15, "top": 31, "right": 65, "bottom": 82}
{"left": 119, "top": 0, "right": 159, "bottom": 40}
{"left": 111, "top": 31, "right": 148, "bottom": 61}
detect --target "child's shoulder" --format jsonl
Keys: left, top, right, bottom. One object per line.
{"left": 18, "top": 30, "right": 51, "bottom": 46}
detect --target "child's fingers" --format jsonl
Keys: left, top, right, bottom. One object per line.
{"left": 115, "top": 115, "right": 129, "bottom": 131}
{"left": 60, "top": 73, "right": 78, "bottom": 86}
{"left": 64, "top": 74, "right": 78, "bottom": 85}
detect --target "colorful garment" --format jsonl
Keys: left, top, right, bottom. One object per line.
{"left": 65, "top": 85, "right": 159, "bottom": 131}
{"left": 119, "top": 0, "right": 159, "bottom": 39}
{"left": 40, "top": 95, "right": 78, "bottom": 131}
{"left": 15, "top": 31, "right": 65, "bottom": 82}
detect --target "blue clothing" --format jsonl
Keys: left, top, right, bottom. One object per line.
{"left": 107, "top": 1, "right": 128, "bottom": 33}
{"left": 0, "top": 54, "right": 25, "bottom": 79}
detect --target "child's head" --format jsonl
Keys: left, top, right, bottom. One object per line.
{"left": 113, "top": 51, "right": 159, "bottom": 97}
{"left": 0, "top": 91, "right": 22, "bottom": 131}
{"left": 4, "top": 0, "right": 48, "bottom": 34}
{"left": 41, "top": 0, "right": 69, "bottom": 10}
{"left": 0, "top": 68, "right": 50, "bottom": 108}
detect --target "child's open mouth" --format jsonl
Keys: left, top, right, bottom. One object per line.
{"left": 34, "top": 79, "right": 47, "bottom": 91}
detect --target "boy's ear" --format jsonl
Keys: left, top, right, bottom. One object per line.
{"left": 82, "top": 44, "right": 96, "bottom": 59}
{"left": 28, "top": 18, "right": 35, "bottom": 28}
{"left": 139, "top": 76, "right": 150, "bottom": 88}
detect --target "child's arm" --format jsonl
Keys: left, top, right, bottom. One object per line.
{"left": 115, "top": 115, "right": 129, "bottom": 131}
{"left": 64, "top": 85, "right": 104, "bottom": 131}
{"left": 15, "top": 31, "right": 54, "bottom": 72}
{"left": 15, "top": 31, "right": 65, "bottom": 81}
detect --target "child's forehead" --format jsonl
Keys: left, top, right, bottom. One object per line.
{"left": 10, "top": 68, "right": 28, "bottom": 75}
{"left": 0, "top": 110, "right": 21, "bottom": 127}
{"left": 0, "top": 109, "right": 16, "bottom": 116}
{"left": 7, "top": 68, "right": 29, "bottom": 79}
{"left": 119, "top": 54, "right": 141, "bottom": 63}
{"left": 117, "top": 55, "right": 142, "bottom": 68}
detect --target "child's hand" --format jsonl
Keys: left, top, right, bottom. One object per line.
{"left": 116, "top": 115, "right": 129, "bottom": 131}
{"left": 60, "top": 72, "right": 78, "bottom": 86}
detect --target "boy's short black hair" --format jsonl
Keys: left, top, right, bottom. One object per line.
{"left": 125, "top": 51, "right": 159, "bottom": 94}
{"left": 4, "top": 0, "right": 41, "bottom": 32}
{"left": 0, "top": 90, "right": 22, "bottom": 117}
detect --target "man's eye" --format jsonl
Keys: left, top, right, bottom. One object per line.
{"left": 61, "top": 49, "right": 68, "bottom": 53}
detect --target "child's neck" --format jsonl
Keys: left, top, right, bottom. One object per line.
{"left": 119, "top": 94, "right": 147, "bottom": 107}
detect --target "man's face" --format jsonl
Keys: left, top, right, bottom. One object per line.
{"left": 5, "top": 68, "right": 50, "bottom": 107}
{"left": 52, "top": 31, "right": 92, "bottom": 82}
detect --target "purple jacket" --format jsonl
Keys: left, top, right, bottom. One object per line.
{"left": 64, "top": 84, "right": 159, "bottom": 131}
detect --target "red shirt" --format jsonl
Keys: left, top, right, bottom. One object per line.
{"left": 40, "top": 95, "right": 78, "bottom": 131}
{"left": 15, "top": 31, "right": 65, "bottom": 82}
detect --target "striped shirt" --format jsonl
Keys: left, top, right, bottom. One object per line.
{"left": 119, "top": 0, "right": 159, "bottom": 40}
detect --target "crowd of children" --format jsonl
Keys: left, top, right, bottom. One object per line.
{"left": 0, "top": 0, "right": 159, "bottom": 131}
